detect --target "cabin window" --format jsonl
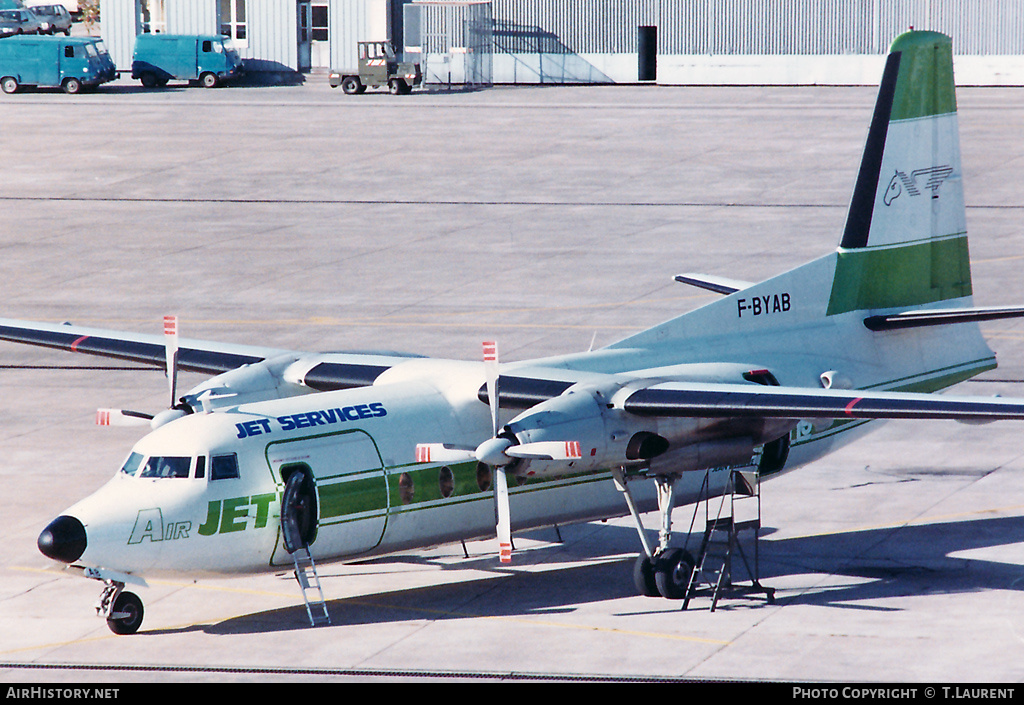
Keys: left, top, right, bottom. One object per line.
{"left": 64, "top": 46, "right": 75, "bottom": 58}
{"left": 139, "top": 456, "right": 191, "bottom": 479}
{"left": 438, "top": 466, "right": 454, "bottom": 498}
{"left": 119, "top": 452, "right": 144, "bottom": 476}
{"left": 476, "top": 462, "right": 491, "bottom": 492}
{"left": 211, "top": 453, "right": 240, "bottom": 480}
{"left": 195, "top": 456, "right": 206, "bottom": 479}
{"left": 398, "top": 472, "right": 414, "bottom": 504}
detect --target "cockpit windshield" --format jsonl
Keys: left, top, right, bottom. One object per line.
{"left": 139, "top": 456, "right": 192, "bottom": 479}
{"left": 119, "top": 452, "right": 143, "bottom": 476}
{"left": 119, "top": 452, "right": 226, "bottom": 480}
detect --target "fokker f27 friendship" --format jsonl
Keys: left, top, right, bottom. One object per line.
{"left": 10, "top": 31, "right": 1024, "bottom": 634}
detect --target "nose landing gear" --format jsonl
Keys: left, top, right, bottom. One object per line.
{"left": 77, "top": 566, "right": 149, "bottom": 635}
{"left": 98, "top": 582, "right": 145, "bottom": 635}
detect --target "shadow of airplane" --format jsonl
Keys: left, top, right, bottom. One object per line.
{"left": 145, "top": 511, "right": 1024, "bottom": 636}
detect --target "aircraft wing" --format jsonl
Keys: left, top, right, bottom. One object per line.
{"left": 0, "top": 318, "right": 292, "bottom": 374}
{"left": 622, "top": 381, "right": 1024, "bottom": 421}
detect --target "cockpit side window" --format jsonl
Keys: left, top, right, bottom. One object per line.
{"left": 195, "top": 456, "right": 206, "bottom": 479}
{"left": 119, "top": 452, "right": 144, "bottom": 476}
{"left": 139, "top": 456, "right": 192, "bottom": 479}
{"left": 210, "top": 453, "right": 240, "bottom": 480}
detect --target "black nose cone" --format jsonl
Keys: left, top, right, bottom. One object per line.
{"left": 38, "top": 515, "right": 87, "bottom": 563}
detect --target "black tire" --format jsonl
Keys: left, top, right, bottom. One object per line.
{"left": 61, "top": 77, "right": 81, "bottom": 94}
{"left": 281, "top": 470, "right": 316, "bottom": 553}
{"left": 106, "top": 591, "right": 144, "bottom": 635}
{"left": 200, "top": 72, "right": 218, "bottom": 88}
{"left": 340, "top": 76, "right": 360, "bottom": 95}
{"left": 654, "top": 548, "right": 696, "bottom": 600}
{"left": 140, "top": 72, "right": 158, "bottom": 88}
{"left": 632, "top": 553, "right": 660, "bottom": 597}
{"left": 388, "top": 78, "right": 405, "bottom": 95}
{"left": 1, "top": 76, "right": 18, "bottom": 94}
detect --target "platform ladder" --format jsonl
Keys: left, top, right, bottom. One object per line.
{"left": 682, "top": 469, "right": 775, "bottom": 611}
{"left": 292, "top": 546, "right": 331, "bottom": 626}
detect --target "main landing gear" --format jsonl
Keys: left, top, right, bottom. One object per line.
{"left": 613, "top": 468, "right": 695, "bottom": 600}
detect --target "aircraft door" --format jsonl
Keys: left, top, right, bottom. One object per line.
{"left": 268, "top": 429, "right": 389, "bottom": 566}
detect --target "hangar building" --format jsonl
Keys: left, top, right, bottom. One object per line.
{"left": 99, "top": 0, "right": 1024, "bottom": 85}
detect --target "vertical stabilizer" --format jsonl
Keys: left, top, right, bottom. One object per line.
{"left": 828, "top": 31, "right": 971, "bottom": 316}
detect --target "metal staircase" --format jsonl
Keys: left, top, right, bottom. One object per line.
{"left": 291, "top": 546, "right": 331, "bottom": 626}
{"left": 683, "top": 469, "right": 775, "bottom": 611}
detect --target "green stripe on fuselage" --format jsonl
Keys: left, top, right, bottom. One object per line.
{"left": 827, "top": 235, "right": 972, "bottom": 315}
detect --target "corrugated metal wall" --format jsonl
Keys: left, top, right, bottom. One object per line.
{"left": 102, "top": 0, "right": 1024, "bottom": 78}
{"left": 330, "top": 0, "right": 388, "bottom": 74}
{"left": 165, "top": 0, "right": 216, "bottom": 35}
{"left": 101, "top": 0, "right": 138, "bottom": 69}
{"left": 246, "top": 0, "right": 298, "bottom": 70}
{"left": 491, "top": 0, "right": 1024, "bottom": 56}
{"left": 492, "top": 0, "right": 656, "bottom": 54}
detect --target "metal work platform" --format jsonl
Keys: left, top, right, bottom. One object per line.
{"left": 683, "top": 469, "right": 775, "bottom": 611}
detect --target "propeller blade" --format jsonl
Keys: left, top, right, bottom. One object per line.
{"left": 482, "top": 340, "right": 499, "bottom": 437}
{"left": 505, "top": 440, "right": 582, "bottom": 461}
{"left": 96, "top": 408, "right": 153, "bottom": 427}
{"left": 164, "top": 315, "right": 179, "bottom": 408}
{"left": 482, "top": 340, "right": 514, "bottom": 563}
{"left": 494, "top": 465, "right": 512, "bottom": 564}
{"left": 415, "top": 443, "right": 476, "bottom": 464}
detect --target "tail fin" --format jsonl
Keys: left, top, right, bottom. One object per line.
{"left": 607, "top": 31, "right": 990, "bottom": 365}
{"left": 827, "top": 30, "right": 972, "bottom": 316}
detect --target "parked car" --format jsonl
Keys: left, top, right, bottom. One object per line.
{"left": 0, "top": 8, "right": 43, "bottom": 35}
{"left": 0, "top": 35, "right": 116, "bottom": 93}
{"left": 131, "top": 34, "right": 243, "bottom": 88}
{"left": 28, "top": 4, "right": 72, "bottom": 35}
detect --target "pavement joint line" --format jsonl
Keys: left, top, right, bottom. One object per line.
{"left": 9, "top": 566, "right": 730, "bottom": 648}
{"left": 777, "top": 503, "right": 1024, "bottom": 542}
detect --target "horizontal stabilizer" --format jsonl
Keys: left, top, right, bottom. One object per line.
{"left": 624, "top": 382, "right": 1024, "bottom": 422}
{"left": 673, "top": 273, "right": 753, "bottom": 295}
{"left": 864, "top": 306, "right": 1024, "bottom": 331}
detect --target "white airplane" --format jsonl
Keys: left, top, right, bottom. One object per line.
{"left": 12, "top": 30, "right": 1024, "bottom": 635}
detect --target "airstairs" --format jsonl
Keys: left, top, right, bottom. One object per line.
{"left": 682, "top": 469, "right": 775, "bottom": 611}
{"left": 291, "top": 546, "right": 331, "bottom": 626}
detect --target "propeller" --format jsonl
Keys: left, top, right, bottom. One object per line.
{"left": 415, "top": 341, "right": 582, "bottom": 564}
{"left": 483, "top": 341, "right": 514, "bottom": 563}
{"left": 96, "top": 315, "right": 184, "bottom": 429}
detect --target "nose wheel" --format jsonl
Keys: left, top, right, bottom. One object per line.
{"left": 95, "top": 579, "right": 145, "bottom": 635}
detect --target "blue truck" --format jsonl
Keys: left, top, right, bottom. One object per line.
{"left": 0, "top": 35, "right": 116, "bottom": 94}
{"left": 131, "top": 34, "right": 242, "bottom": 88}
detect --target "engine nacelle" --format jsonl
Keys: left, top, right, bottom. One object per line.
{"left": 503, "top": 379, "right": 796, "bottom": 479}
{"left": 505, "top": 384, "right": 633, "bottom": 478}
{"left": 181, "top": 354, "right": 308, "bottom": 412}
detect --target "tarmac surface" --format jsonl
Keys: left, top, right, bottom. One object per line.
{"left": 2, "top": 69, "right": 1024, "bottom": 683}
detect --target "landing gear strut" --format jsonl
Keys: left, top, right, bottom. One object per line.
{"left": 96, "top": 580, "right": 144, "bottom": 634}
{"left": 613, "top": 468, "right": 695, "bottom": 600}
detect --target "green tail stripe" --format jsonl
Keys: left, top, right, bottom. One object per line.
{"left": 827, "top": 235, "right": 972, "bottom": 315}
{"left": 889, "top": 31, "right": 957, "bottom": 121}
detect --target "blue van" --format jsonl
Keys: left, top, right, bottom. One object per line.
{"left": 131, "top": 34, "right": 242, "bottom": 88}
{"left": 0, "top": 35, "right": 116, "bottom": 94}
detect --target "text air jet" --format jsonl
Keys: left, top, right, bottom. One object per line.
{"left": 13, "top": 31, "right": 1024, "bottom": 634}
